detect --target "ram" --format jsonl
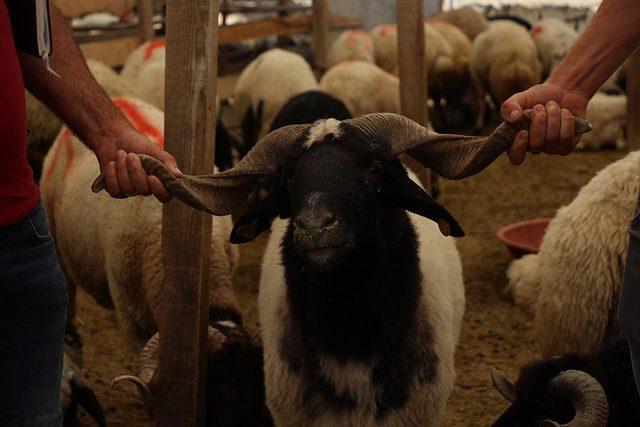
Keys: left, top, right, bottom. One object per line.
{"left": 123, "top": 111, "right": 590, "bottom": 425}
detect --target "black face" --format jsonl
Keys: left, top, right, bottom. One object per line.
{"left": 493, "top": 386, "right": 576, "bottom": 426}
{"left": 286, "top": 141, "right": 382, "bottom": 271}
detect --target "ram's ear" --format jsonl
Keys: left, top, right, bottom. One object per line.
{"left": 230, "top": 180, "right": 289, "bottom": 244}
{"left": 382, "top": 172, "right": 464, "bottom": 237}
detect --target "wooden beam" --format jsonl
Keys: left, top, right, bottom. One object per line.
{"left": 311, "top": 0, "right": 330, "bottom": 70}
{"left": 396, "top": 0, "right": 432, "bottom": 193}
{"left": 137, "top": 0, "right": 155, "bottom": 43}
{"left": 627, "top": 48, "right": 640, "bottom": 149}
{"left": 156, "top": 0, "right": 218, "bottom": 425}
{"left": 218, "top": 12, "right": 362, "bottom": 45}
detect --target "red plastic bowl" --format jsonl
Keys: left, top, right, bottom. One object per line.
{"left": 496, "top": 218, "right": 551, "bottom": 259}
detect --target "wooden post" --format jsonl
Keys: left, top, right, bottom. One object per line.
{"left": 627, "top": 48, "right": 640, "bottom": 149}
{"left": 137, "top": 0, "right": 154, "bottom": 42}
{"left": 396, "top": 0, "right": 432, "bottom": 193}
{"left": 156, "top": 0, "right": 218, "bottom": 425}
{"left": 312, "top": 0, "right": 330, "bottom": 70}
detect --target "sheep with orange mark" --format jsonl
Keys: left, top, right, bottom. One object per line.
{"left": 319, "top": 61, "right": 401, "bottom": 117}
{"left": 27, "top": 59, "right": 138, "bottom": 181}
{"left": 119, "top": 39, "right": 166, "bottom": 81}
{"left": 327, "top": 29, "right": 375, "bottom": 68}
{"left": 40, "top": 98, "right": 240, "bottom": 350}
{"left": 530, "top": 18, "right": 578, "bottom": 79}
{"left": 370, "top": 24, "right": 398, "bottom": 73}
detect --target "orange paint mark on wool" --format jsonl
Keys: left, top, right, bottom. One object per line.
{"left": 377, "top": 24, "right": 396, "bottom": 37}
{"left": 114, "top": 98, "right": 164, "bottom": 148}
{"left": 143, "top": 39, "right": 166, "bottom": 61}
{"left": 531, "top": 26, "right": 543, "bottom": 36}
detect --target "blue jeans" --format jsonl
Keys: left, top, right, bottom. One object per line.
{"left": 0, "top": 202, "right": 67, "bottom": 426}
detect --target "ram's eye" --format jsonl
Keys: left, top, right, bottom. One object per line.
{"left": 364, "top": 160, "right": 383, "bottom": 187}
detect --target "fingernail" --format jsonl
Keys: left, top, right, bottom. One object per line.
{"left": 509, "top": 110, "right": 519, "bottom": 121}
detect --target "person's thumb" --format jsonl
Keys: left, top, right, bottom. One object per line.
{"left": 500, "top": 91, "right": 529, "bottom": 123}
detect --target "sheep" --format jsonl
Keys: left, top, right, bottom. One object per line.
{"left": 530, "top": 18, "right": 579, "bottom": 79}
{"left": 119, "top": 39, "right": 166, "bottom": 81}
{"left": 369, "top": 24, "right": 398, "bottom": 73}
{"left": 576, "top": 92, "right": 627, "bottom": 151}
{"left": 111, "top": 322, "right": 272, "bottom": 426}
{"left": 429, "top": 6, "right": 489, "bottom": 41}
{"left": 507, "top": 150, "right": 640, "bottom": 357}
{"left": 490, "top": 338, "right": 639, "bottom": 426}
{"left": 26, "top": 59, "right": 138, "bottom": 181}
{"left": 230, "top": 48, "right": 318, "bottom": 151}
{"left": 470, "top": 21, "right": 542, "bottom": 129}
{"left": 327, "top": 29, "right": 375, "bottom": 68}
{"left": 319, "top": 61, "right": 401, "bottom": 117}
{"left": 270, "top": 90, "right": 352, "bottom": 131}
{"left": 123, "top": 112, "right": 583, "bottom": 425}
{"left": 40, "top": 97, "right": 241, "bottom": 350}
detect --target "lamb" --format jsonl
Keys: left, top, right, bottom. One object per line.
{"left": 490, "top": 337, "right": 639, "bottom": 426}
{"left": 230, "top": 48, "right": 318, "bottom": 150}
{"left": 119, "top": 39, "right": 166, "bottom": 81}
{"left": 429, "top": 6, "right": 489, "bottom": 41}
{"left": 530, "top": 18, "right": 579, "bottom": 79}
{"left": 327, "top": 29, "right": 375, "bottom": 68}
{"left": 121, "top": 112, "right": 589, "bottom": 425}
{"left": 576, "top": 92, "right": 627, "bottom": 151}
{"left": 26, "top": 58, "right": 138, "bottom": 181}
{"left": 269, "top": 90, "right": 352, "bottom": 131}
{"left": 319, "top": 61, "right": 401, "bottom": 117}
{"left": 40, "top": 98, "right": 241, "bottom": 350}
{"left": 470, "top": 21, "right": 542, "bottom": 128}
{"left": 507, "top": 150, "right": 640, "bottom": 357}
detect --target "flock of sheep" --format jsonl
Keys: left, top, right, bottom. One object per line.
{"left": 23, "top": 5, "right": 640, "bottom": 427}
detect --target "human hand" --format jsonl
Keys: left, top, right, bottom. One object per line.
{"left": 500, "top": 82, "right": 589, "bottom": 165}
{"left": 93, "top": 126, "right": 181, "bottom": 202}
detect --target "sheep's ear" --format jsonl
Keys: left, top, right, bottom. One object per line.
{"left": 230, "top": 181, "right": 289, "bottom": 244}
{"left": 491, "top": 368, "right": 517, "bottom": 403}
{"left": 382, "top": 172, "right": 464, "bottom": 237}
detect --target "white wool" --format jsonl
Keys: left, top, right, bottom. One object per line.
{"left": 327, "top": 30, "right": 375, "bottom": 68}
{"left": 319, "top": 61, "right": 401, "bottom": 117}
{"left": 531, "top": 18, "right": 578, "bottom": 77}
{"left": 576, "top": 92, "right": 627, "bottom": 151}
{"left": 230, "top": 48, "right": 318, "bottom": 136}
{"left": 507, "top": 151, "right": 640, "bottom": 356}
{"left": 258, "top": 170, "right": 464, "bottom": 425}
{"left": 304, "top": 118, "right": 342, "bottom": 148}
{"left": 120, "top": 40, "right": 166, "bottom": 82}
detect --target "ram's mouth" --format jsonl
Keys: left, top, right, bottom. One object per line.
{"left": 302, "top": 241, "right": 352, "bottom": 271}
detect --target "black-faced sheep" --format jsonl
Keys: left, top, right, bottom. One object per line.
{"left": 106, "top": 112, "right": 589, "bottom": 425}
{"left": 491, "top": 338, "right": 639, "bottom": 426}
{"left": 470, "top": 21, "right": 542, "bottom": 129}
{"left": 230, "top": 48, "right": 318, "bottom": 150}
{"left": 327, "top": 29, "right": 375, "bottom": 68}
{"left": 319, "top": 61, "right": 401, "bottom": 117}
{"left": 508, "top": 150, "right": 640, "bottom": 356}
{"left": 269, "top": 91, "right": 352, "bottom": 131}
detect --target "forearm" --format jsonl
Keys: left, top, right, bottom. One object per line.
{"left": 18, "top": 5, "right": 132, "bottom": 152}
{"left": 548, "top": 0, "right": 640, "bottom": 98}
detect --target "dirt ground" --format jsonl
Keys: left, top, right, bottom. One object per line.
{"left": 72, "top": 143, "right": 625, "bottom": 426}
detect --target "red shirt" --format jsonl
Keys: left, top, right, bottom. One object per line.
{"left": 0, "top": 1, "right": 40, "bottom": 226}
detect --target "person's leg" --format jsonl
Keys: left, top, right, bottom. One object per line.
{"left": 0, "top": 203, "right": 67, "bottom": 427}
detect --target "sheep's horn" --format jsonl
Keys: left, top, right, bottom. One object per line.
{"left": 539, "top": 370, "right": 609, "bottom": 427}
{"left": 111, "top": 375, "right": 151, "bottom": 403}
{"left": 490, "top": 367, "right": 517, "bottom": 403}
{"left": 344, "top": 111, "right": 591, "bottom": 180}
{"left": 91, "top": 123, "right": 311, "bottom": 215}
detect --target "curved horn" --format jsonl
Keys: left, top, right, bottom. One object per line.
{"left": 540, "top": 370, "right": 609, "bottom": 427}
{"left": 111, "top": 332, "right": 160, "bottom": 403}
{"left": 111, "top": 375, "right": 151, "bottom": 403}
{"left": 92, "top": 123, "right": 312, "bottom": 215}
{"left": 343, "top": 111, "right": 591, "bottom": 179}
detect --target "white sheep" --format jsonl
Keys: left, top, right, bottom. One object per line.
{"left": 576, "top": 92, "right": 627, "bottom": 151}
{"left": 508, "top": 150, "right": 640, "bottom": 357}
{"left": 26, "top": 59, "right": 138, "bottom": 180}
{"left": 530, "top": 18, "right": 578, "bottom": 78}
{"left": 132, "top": 59, "right": 166, "bottom": 110}
{"left": 470, "top": 21, "right": 542, "bottom": 127}
{"left": 119, "top": 39, "right": 166, "bottom": 81}
{"left": 369, "top": 24, "right": 398, "bottom": 73}
{"left": 230, "top": 48, "right": 318, "bottom": 146}
{"left": 41, "top": 98, "right": 240, "bottom": 350}
{"left": 427, "top": 21, "right": 471, "bottom": 97}
{"left": 429, "top": 6, "right": 489, "bottom": 41}
{"left": 327, "top": 29, "right": 375, "bottom": 68}
{"left": 319, "top": 60, "right": 401, "bottom": 116}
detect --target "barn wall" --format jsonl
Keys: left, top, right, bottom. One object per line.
{"left": 329, "top": 0, "right": 442, "bottom": 30}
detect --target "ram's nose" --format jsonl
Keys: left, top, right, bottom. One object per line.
{"left": 293, "top": 202, "right": 339, "bottom": 235}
